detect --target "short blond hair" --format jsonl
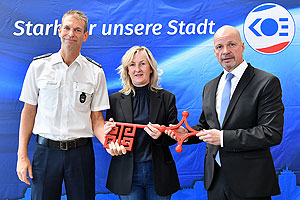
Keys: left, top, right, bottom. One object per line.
{"left": 62, "top": 10, "right": 88, "bottom": 32}
{"left": 117, "top": 46, "right": 162, "bottom": 95}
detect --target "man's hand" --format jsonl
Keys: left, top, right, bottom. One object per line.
{"left": 165, "top": 125, "right": 187, "bottom": 141}
{"left": 16, "top": 155, "right": 33, "bottom": 185}
{"left": 196, "top": 129, "right": 221, "bottom": 146}
{"left": 144, "top": 123, "right": 162, "bottom": 139}
{"left": 17, "top": 103, "right": 36, "bottom": 185}
{"left": 106, "top": 141, "right": 127, "bottom": 156}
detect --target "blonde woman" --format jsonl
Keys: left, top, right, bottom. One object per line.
{"left": 104, "top": 46, "right": 180, "bottom": 200}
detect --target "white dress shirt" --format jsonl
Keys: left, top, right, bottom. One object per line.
{"left": 216, "top": 60, "right": 248, "bottom": 147}
{"left": 20, "top": 52, "right": 110, "bottom": 140}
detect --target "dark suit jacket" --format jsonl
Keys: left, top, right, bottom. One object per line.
{"left": 105, "top": 88, "right": 180, "bottom": 196}
{"left": 188, "top": 63, "right": 284, "bottom": 198}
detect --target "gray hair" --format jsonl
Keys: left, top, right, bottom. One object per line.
{"left": 62, "top": 10, "right": 88, "bottom": 32}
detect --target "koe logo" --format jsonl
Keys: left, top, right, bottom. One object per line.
{"left": 244, "top": 3, "right": 295, "bottom": 54}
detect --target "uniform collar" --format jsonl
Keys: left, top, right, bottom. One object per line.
{"left": 50, "top": 51, "right": 64, "bottom": 66}
{"left": 51, "top": 51, "right": 84, "bottom": 69}
{"left": 73, "top": 54, "right": 84, "bottom": 69}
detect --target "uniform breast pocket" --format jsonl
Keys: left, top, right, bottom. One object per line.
{"left": 72, "top": 82, "right": 94, "bottom": 112}
{"left": 37, "top": 80, "right": 60, "bottom": 109}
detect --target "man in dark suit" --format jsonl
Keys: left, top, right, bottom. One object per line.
{"left": 168, "top": 25, "right": 284, "bottom": 200}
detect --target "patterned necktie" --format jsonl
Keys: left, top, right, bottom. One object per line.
{"left": 216, "top": 73, "right": 234, "bottom": 166}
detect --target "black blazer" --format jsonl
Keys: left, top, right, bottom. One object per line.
{"left": 105, "top": 88, "right": 180, "bottom": 196}
{"left": 188, "top": 63, "right": 284, "bottom": 198}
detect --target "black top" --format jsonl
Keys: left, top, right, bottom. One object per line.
{"left": 132, "top": 85, "right": 152, "bottom": 163}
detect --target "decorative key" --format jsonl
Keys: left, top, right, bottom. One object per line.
{"left": 103, "top": 111, "right": 201, "bottom": 153}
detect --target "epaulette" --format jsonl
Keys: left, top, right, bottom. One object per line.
{"left": 85, "top": 56, "right": 102, "bottom": 68}
{"left": 33, "top": 53, "right": 53, "bottom": 60}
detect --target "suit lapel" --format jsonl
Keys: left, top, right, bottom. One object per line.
{"left": 208, "top": 73, "right": 223, "bottom": 129}
{"left": 149, "top": 90, "right": 162, "bottom": 123}
{"left": 120, "top": 93, "right": 133, "bottom": 123}
{"left": 223, "top": 64, "right": 255, "bottom": 126}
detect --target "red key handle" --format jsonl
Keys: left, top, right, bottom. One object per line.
{"left": 103, "top": 111, "right": 200, "bottom": 153}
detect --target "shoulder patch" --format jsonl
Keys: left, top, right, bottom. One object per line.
{"left": 33, "top": 53, "right": 53, "bottom": 60}
{"left": 85, "top": 57, "right": 102, "bottom": 68}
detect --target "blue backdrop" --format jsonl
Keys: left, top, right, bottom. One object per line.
{"left": 0, "top": 0, "right": 299, "bottom": 199}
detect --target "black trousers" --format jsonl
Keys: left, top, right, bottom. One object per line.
{"left": 31, "top": 140, "right": 95, "bottom": 200}
{"left": 207, "top": 162, "right": 271, "bottom": 200}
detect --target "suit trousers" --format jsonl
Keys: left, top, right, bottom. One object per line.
{"left": 207, "top": 162, "right": 271, "bottom": 200}
{"left": 31, "top": 140, "right": 95, "bottom": 200}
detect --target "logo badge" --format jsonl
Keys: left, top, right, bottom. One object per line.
{"left": 80, "top": 92, "right": 86, "bottom": 103}
{"left": 244, "top": 3, "right": 295, "bottom": 54}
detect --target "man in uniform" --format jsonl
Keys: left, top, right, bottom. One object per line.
{"left": 16, "top": 10, "right": 110, "bottom": 200}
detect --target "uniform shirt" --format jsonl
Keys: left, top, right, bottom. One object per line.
{"left": 216, "top": 60, "right": 248, "bottom": 147}
{"left": 19, "top": 52, "right": 110, "bottom": 140}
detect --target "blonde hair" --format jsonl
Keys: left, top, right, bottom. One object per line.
{"left": 117, "top": 46, "right": 162, "bottom": 95}
{"left": 62, "top": 10, "right": 88, "bottom": 32}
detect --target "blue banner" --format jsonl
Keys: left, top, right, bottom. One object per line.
{"left": 0, "top": 0, "right": 299, "bottom": 199}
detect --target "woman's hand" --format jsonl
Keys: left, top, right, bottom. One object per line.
{"left": 104, "top": 118, "right": 116, "bottom": 135}
{"left": 106, "top": 141, "right": 127, "bottom": 156}
{"left": 144, "top": 123, "right": 162, "bottom": 139}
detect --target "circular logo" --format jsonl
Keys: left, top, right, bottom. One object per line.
{"left": 243, "top": 3, "right": 295, "bottom": 54}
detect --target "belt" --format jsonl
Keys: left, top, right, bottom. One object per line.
{"left": 37, "top": 135, "right": 91, "bottom": 151}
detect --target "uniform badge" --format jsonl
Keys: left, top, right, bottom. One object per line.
{"left": 80, "top": 92, "right": 86, "bottom": 103}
